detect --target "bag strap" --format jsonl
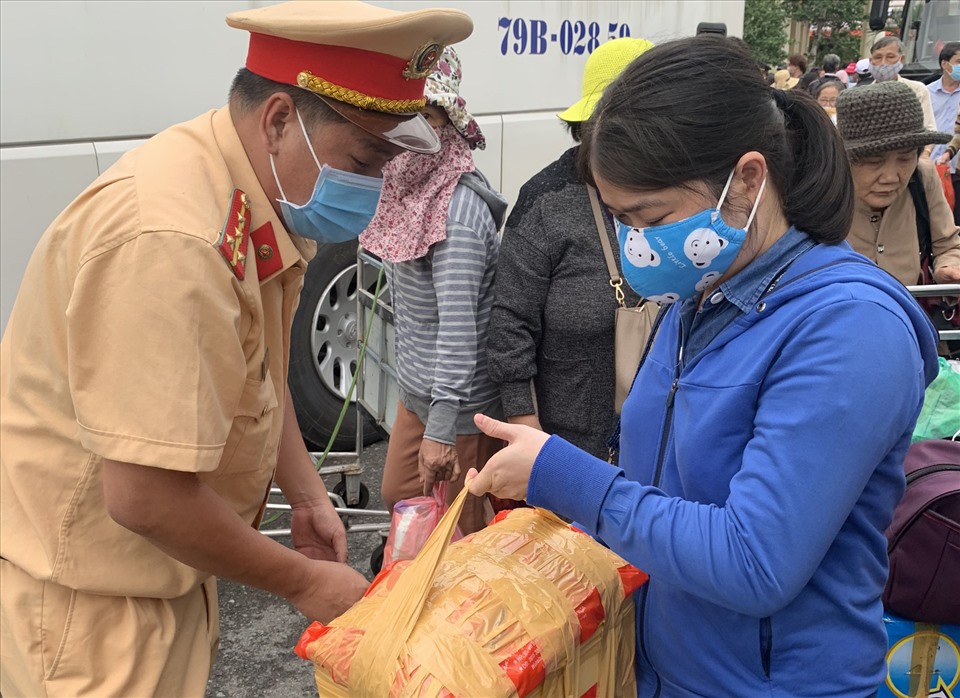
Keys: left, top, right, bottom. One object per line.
{"left": 587, "top": 185, "right": 626, "bottom": 307}
{"left": 908, "top": 167, "right": 932, "bottom": 265}
{"left": 459, "top": 171, "right": 506, "bottom": 232}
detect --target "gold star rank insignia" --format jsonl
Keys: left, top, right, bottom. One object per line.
{"left": 217, "top": 189, "right": 250, "bottom": 280}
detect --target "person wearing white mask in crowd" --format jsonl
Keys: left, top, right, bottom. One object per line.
{"left": 868, "top": 36, "right": 937, "bottom": 153}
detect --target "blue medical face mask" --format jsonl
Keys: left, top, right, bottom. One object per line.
{"left": 951, "top": 63, "right": 960, "bottom": 81}
{"left": 615, "top": 169, "right": 766, "bottom": 305}
{"left": 270, "top": 109, "right": 383, "bottom": 244}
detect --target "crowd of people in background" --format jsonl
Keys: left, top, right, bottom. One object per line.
{"left": 767, "top": 38, "right": 960, "bottom": 229}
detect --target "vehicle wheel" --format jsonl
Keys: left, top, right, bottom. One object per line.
{"left": 332, "top": 480, "right": 370, "bottom": 509}
{"left": 288, "top": 241, "right": 382, "bottom": 451}
{"left": 370, "top": 540, "right": 385, "bottom": 576}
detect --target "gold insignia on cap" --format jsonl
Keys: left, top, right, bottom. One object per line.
{"left": 403, "top": 42, "right": 442, "bottom": 80}
{"left": 297, "top": 71, "right": 426, "bottom": 114}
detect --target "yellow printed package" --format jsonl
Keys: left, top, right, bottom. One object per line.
{"left": 296, "top": 490, "right": 648, "bottom": 697}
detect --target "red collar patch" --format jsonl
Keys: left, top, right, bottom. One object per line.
{"left": 251, "top": 222, "right": 283, "bottom": 281}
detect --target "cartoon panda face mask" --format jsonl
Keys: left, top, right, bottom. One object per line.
{"left": 616, "top": 169, "right": 766, "bottom": 305}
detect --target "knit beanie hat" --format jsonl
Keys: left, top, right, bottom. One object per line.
{"left": 835, "top": 80, "right": 950, "bottom": 158}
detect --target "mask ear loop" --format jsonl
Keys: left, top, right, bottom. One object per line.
{"left": 717, "top": 167, "right": 768, "bottom": 230}
{"left": 294, "top": 108, "right": 323, "bottom": 171}
{"left": 744, "top": 176, "right": 768, "bottom": 230}
{"left": 270, "top": 108, "right": 322, "bottom": 204}
{"left": 269, "top": 154, "right": 289, "bottom": 202}
{"left": 717, "top": 168, "right": 737, "bottom": 209}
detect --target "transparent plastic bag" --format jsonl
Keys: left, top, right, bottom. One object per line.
{"left": 383, "top": 482, "right": 461, "bottom": 564}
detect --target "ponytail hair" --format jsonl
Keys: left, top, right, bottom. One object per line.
{"left": 771, "top": 88, "right": 852, "bottom": 242}
{"left": 579, "top": 36, "right": 853, "bottom": 244}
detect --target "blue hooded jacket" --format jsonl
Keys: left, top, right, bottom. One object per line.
{"left": 527, "top": 240, "right": 940, "bottom": 697}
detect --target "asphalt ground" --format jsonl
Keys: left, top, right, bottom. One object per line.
{"left": 205, "top": 438, "right": 389, "bottom": 698}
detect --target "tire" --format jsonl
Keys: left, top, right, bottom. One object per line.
{"left": 288, "top": 241, "right": 382, "bottom": 451}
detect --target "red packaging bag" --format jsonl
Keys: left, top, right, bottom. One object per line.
{"left": 936, "top": 162, "right": 955, "bottom": 210}
{"left": 383, "top": 482, "right": 461, "bottom": 564}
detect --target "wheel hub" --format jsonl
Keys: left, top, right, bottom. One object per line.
{"left": 337, "top": 315, "right": 357, "bottom": 350}
{"left": 310, "top": 265, "right": 360, "bottom": 400}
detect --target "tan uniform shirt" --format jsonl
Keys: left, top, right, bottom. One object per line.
{"left": 0, "top": 107, "right": 315, "bottom": 598}
{"left": 848, "top": 158, "right": 960, "bottom": 286}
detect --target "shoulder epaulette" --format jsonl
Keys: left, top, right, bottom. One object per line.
{"left": 217, "top": 189, "right": 250, "bottom": 280}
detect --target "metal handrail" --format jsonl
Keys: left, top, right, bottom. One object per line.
{"left": 907, "top": 283, "right": 960, "bottom": 342}
{"left": 905, "top": 283, "right": 960, "bottom": 298}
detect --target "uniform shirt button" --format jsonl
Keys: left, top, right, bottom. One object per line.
{"left": 710, "top": 292, "right": 725, "bottom": 305}
{"left": 258, "top": 244, "right": 274, "bottom": 260}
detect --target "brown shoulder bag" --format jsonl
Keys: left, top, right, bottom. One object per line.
{"left": 587, "top": 185, "right": 659, "bottom": 414}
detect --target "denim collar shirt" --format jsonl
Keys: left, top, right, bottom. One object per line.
{"left": 678, "top": 226, "right": 816, "bottom": 367}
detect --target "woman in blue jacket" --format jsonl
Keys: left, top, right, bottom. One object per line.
{"left": 467, "top": 37, "right": 941, "bottom": 697}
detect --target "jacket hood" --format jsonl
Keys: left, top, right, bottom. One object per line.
{"left": 764, "top": 241, "right": 941, "bottom": 385}
{"left": 460, "top": 169, "right": 508, "bottom": 231}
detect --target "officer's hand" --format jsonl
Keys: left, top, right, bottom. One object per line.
{"left": 418, "top": 438, "right": 459, "bottom": 496}
{"left": 466, "top": 414, "right": 550, "bottom": 501}
{"left": 290, "top": 560, "right": 369, "bottom": 624}
{"left": 290, "top": 494, "right": 348, "bottom": 563}
{"left": 935, "top": 150, "right": 953, "bottom": 166}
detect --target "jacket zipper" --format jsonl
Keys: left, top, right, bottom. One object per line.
{"left": 641, "top": 335, "right": 683, "bottom": 698}
{"left": 760, "top": 616, "right": 773, "bottom": 678}
{"left": 905, "top": 463, "right": 960, "bottom": 485}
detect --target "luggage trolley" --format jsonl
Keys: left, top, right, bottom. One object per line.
{"left": 354, "top": 249, "right": 400, "bottom": 439}
{"left": 260, "top": 249, "right": 397, "bottom": 544}
{"left": 352, "top": 249, "right": 401, "bottom": 571}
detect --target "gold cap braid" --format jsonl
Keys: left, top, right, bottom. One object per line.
{"left": 297, "top": 71, "right": 426, "bottom": 114}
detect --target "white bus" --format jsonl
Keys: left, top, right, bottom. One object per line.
{"left": 0, "top": 0, "right": 745, "bottom": 449}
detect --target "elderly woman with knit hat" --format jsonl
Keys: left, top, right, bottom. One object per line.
{"left": 485, "top": 38, "right": 653, "bottom": 462}
{"left": 360, "top": 47, "right": 507, "bottom": 535}
{"left": 837, "top": 81, "right": 960, "bottom": 287}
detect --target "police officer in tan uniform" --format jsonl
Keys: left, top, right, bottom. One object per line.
{"left": 0, "top": 2, "right": 472, "bottom": 695}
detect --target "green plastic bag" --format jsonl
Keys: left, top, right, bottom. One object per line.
{"left": 912, "top": 357, "right": 960, "bottom": 443}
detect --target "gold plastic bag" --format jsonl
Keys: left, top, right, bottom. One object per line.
{"left": 296, "top": 487, "right": 647, "bottom": 697}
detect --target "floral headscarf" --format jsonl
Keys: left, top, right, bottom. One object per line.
{"left": 359, "top": 125, "right": 474, "bottom": 263}
{"left": 425, "top": 46, "right": 485, "bottom": 150}
{"left": 359, "top": 47, "right": 483, "bottom": 263}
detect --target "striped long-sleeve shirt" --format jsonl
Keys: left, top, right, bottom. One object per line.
{"left": 385, "top": 171, "right": 507, "bottom": 444}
